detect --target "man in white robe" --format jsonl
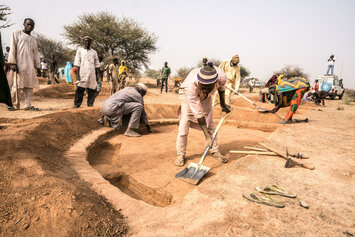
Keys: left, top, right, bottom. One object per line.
{"left": 8, "top": 18, "right": 41, "bottom": 110}
{"left": 73, "top": 36, "right": 100, "bottom": 108}
{"left": 174, "top": 62, "right": 231, "bottom": 166}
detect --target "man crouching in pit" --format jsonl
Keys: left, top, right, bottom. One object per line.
{"left": 98, "top": 83, "right": 153, "bottom": 137}
{"left": 175, "top": 62, "right": 231, "bottom": 166}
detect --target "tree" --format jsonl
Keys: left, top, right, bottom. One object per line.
{"left": 144, "top": 69, "right": 160, "bottom": 78}
{"left": 176, "top": 67, "right": 193, "bottom": 80}
{"left": 35, "top": 33, "right": 75, "bottom": 67}
{"left": 274, "top": 65, "right": 308, "bottom": 79}
{"left": 63, "top": 12, "right": 157, "bottom": 70}
{"left": 196, "top": 58, "right": 222, "bottom": 68}
{"left": 0, "top": 4, "right": 13, "bottom": 29}
{"left": 240, "top": 65, "right": 250, "bottom": 79}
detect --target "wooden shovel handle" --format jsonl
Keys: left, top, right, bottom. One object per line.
{"left": 300, "top": 162, "right": 315, "bottom": 170}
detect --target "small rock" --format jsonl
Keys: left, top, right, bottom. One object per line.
{"left": 343, "top": 231, "right": 353, "bottom": 237}
{"left": 23, "top": 223, "right": 30, "bottom": 230}
{"left": 300, "top": 200, "right": 309, "bottom": 209}
{"left": 31, "top": 197, "right": 35, "bottom": 201}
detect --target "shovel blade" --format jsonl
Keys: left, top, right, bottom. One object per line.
{"left": 175, "top": 162, "right": 210, "bottom": 185}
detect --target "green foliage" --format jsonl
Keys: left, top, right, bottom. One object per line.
{"left": 274, "top": 65, "right": 308, "bottom": 79}
{"left": 240, "top": 65, "right": 250, "bottom": 79}
{"left": 144, "top": 68, "right": 160, "bottom": 78}
{"left": 63, "top": 12, "right": 157, "bottom": 70}
{"left": 176, "top": 67, "right": 194, "bottom": 80}
{"left": 35, "top": 33, "right": 75, "bottom": 67}
{"left": 196, "top": 58, "right": 222, "bottom": 67}
{"left": 0, "top": 4, "right": 13, "bottom": 29}
{"left": 344, "top": 89, "right": 355, "bottom": 103}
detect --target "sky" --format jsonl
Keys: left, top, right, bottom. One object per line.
{"left": 1, "top": 0, "right": 355, "bottom": 88}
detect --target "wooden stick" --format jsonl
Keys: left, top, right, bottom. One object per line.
{"left": 259, "top": 143, "right": 315, "bottom": 170}
{"left": 230, "top": 150, "right": 278, "bottom": 156}
{"left": 243, "top": 146, "right": 268, "bottom": 152}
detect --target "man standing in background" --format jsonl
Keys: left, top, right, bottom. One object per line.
{"left": 3, "top": 47, "right": 10, "bottom": 73}
{"left": 8, "top": 18, "right": 41, "bottom": 111}
{"left": 4, "top": 46, "right": 9, "bottom": 62}
{"left": 73, "top": 36, "right": 100, "bottom": 108}
{"left": 161, "top": 61, "right": 171, "bottom": 94}
{"left": 108, "top": 58, "right": 119, "bottom": 95}
{"left": 213, "top": 54, "right": 241, "bottom": 106}
{"left": 49, "top": 55, "right": 59, "bottom": 84}
{"left": 326, "top": 55, "right": 335, "bottom": 75}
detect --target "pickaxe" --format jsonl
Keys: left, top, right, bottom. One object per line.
{"left": 260, "top": 143, "right": 314, "bottom": 170}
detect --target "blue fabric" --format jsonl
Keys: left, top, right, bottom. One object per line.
{"left": 320, "top": 82, "right": 332, "bottom": 92}
{"left": 64, "top": 62, "right": 73, "bottom": 83}
{"left": 97, "top": 81, "right": 102, "bottom": 92}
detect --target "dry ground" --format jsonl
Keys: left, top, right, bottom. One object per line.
{"left": 0, "top": 78, "right": 354, "bottom": 236}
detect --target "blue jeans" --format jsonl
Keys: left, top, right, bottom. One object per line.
{"left": 326, "top": 65, "right": 334, "bottom": 75}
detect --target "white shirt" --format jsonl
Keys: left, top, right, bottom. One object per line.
{"left": 328, "top": 58, "right": 335, "bottom": 66}
{"left": 41, "top": 62, "right": 47, "bottom": 70}
{"left": 74, "top": 47, "right": 100, "bottom": 89}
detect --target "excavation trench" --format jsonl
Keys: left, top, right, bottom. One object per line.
{"left": 85, "top": 104, "right": 285, "bottom": 207}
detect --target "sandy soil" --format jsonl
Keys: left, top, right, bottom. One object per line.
{"left": 0, "top": 79, "right": 354, "bottom": 236}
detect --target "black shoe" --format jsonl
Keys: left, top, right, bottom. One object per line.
{"left": 6, "top": 105, "right": 15, "bottom": 111}
{"left": 72, "top": 105, "right": 80, "bottom": 108}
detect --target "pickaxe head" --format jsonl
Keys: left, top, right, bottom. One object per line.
{"left": 285, "top": 158, "right": 296, "bottom": 168}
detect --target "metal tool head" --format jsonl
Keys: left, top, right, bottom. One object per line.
{"left": 175, "top": 162, "right": 210, "bottom": 185}
{"left": 285, "top": 158, "right": 296, "bottom": 168}
{"left": 286, "top": 147, "right": 289, "bottom": 157}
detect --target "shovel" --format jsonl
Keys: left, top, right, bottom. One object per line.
{"left": 226, "top": 85, "right": 268, "bottom": 112}
{"left": 175, "top": 112, "right": 231, "bottom": 185}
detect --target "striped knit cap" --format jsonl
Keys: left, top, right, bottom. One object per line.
{"left": 197, "top": 62, "right": 218, "bottom": 84}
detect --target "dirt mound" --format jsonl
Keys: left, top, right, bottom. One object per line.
{"left": 145, "top": 104, "right": 180, "bottom": 119}
{"left": 0, "top": 108, "right": 128, "bottom": 236}
{"left": 34, "top": 84, "right": 75, "bottom": 99}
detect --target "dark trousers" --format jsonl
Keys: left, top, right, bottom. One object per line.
{"left": 161, "top": 78, "right": 168, "bottom": 93}
{"left": 74, "top": 86, "right": 96, "bottom": 107}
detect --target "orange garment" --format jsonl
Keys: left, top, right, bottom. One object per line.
{"left": 285, "top": 88, "right": 307, "bottom": 120}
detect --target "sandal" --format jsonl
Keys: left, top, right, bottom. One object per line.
{"left": 243, "top": 192, "right": 285, "bottom": 208}
{"left": 174, "top": 155, "right": 185, "bottom": 167}
{"left": 211, "top": 151, "right": 228, "bottom": 163}
{"left": 256, "top": 185, "right": 297, "bottom": 198}
{"left": 280, "top": 119, "right": 292, "bottom": 124}
{"left": 24, "top": 106, "right": 41, "bottom": 111}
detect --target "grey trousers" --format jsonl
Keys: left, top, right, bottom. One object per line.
{"left": 99, "top": 101, "right": 143, "bottom": 130}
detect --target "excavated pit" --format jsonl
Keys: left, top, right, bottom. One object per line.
{"left": 85, "top": 102, "right": 291, "bottom": 207}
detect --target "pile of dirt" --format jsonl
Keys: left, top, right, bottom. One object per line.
{"left": 0, "top": 108, "right": 128, "bottom": 236}
{"left": 34, "top": 84, "right": 75, "bottom": 99}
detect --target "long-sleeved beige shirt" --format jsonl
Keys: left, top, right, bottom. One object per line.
{"left": 8, "top": 30, "right": 40, "bottom": 89}
{"left": 219, "top": 59, "right": 241, "bottom": 90}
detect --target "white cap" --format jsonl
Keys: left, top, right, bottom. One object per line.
{"left": 137, "top": 83, "right": 148, "bottom": 91}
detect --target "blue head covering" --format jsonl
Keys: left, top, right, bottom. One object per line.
{"left": 64, "top": 62, "right": 73, "bottom": 83}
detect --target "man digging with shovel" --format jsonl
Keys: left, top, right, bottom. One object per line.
{"left": 174, "top": 62, "right": 231, "bottom": 167}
